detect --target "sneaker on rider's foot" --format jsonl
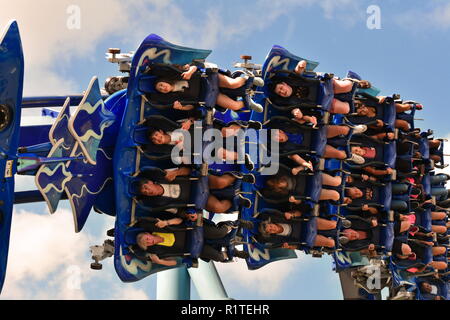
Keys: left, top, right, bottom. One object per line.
{"left": 341, "top": 219, "right": 352, "bottom": 229}
{"left": 247, "top": 99, "right": 264, "bottom": 113}
{"left": 352, "top": 124, "right": 367, "bottom": 134}
{"left": 252, "top": 77, "right": 265, "bottom": 87}
{"left": 347, "top": 154, "right": 365, "bottom": 165}
{"left": 339, "top": 236, "right": 350, "bottom": 245}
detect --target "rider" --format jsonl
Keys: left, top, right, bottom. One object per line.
{"left": 151, "top": 63, "right": 265, "bottom": 112}
{"left": 134, "top": 215, "right": 253, "bottom": 266}
{"left": 268, "top": 60, "right": 371, "bottom": 114}
{"left": 138, "top": 166, "right": 255, "bottom": 213}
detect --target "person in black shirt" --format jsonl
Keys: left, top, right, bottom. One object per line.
{"left": 153, "top": 63, "right": 264, "bottom": 112}
{"left": 263, "top": 172, "right": 343, "bottom": 202}
{"left": 256, "top": 209, "right": 337, "bottom": 249}
{"left": 268, "top": 60, "right": 371, "bottom": 114}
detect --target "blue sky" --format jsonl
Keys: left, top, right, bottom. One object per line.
{"left": 1, "top": 0, "right": 450, "bottom": 300}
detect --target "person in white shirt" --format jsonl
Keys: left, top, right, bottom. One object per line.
{"left": 138, "top": 166, "right": 255, "bottom": 213}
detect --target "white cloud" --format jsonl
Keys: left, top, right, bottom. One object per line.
{"left": 23, "top": 66, "right": 80, "bottom": 96}
{"left": 319, "top": 0, "right": 361, "bottom": 19}
{"left": 0, "top": 0, "right": 365, "bottom": 95}
{"left": 216, "top": 252, "right": 307, "bottom": 297}
{"left": 189, "top": 0, "right": 364, "bottom": 48}
{"left": 397, "top": 3, "right": 450, "bottom": 32}
{"left": 1, "top": 209, "right": 93, "bottom": 299}
{"left": 0, "top": 0, "right": 129, "bottom": 95}
{"left": 111, "top": 287, "right": 150, "bottom": 300}
{"left": 0, "top": 1, "right": 126, "bottom": 66}
{"left": 0, "top": 202, "right": 142, "bottom": 300}
{"left": 430, "top": 4, "right": 450, "bottom": 28}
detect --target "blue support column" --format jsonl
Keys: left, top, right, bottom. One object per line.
{"left": 156, "top": 267, "right": 191, "bottom": 300}
{"left": 188, "top": 260, "right": 231, "bottom": 300}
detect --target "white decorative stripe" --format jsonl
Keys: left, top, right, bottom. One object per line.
{"left": 39, "top": 163, "right": 72, "bottom": 193}
{"left": 119, "top": 246, "right": 153, "bottom": 275}
{"left": 76, "top": 100, "right": 112, "bottom": 143}
{"left": 135, "top": 47, "right": 172, "bottom": 76}
{"left": 65, "top": 177, "right": 113, "bottom": 233}
{"left": 34, "top": 139, "right": 68, "bottom": 214}
{"left": 98, "top": 148, "right": 113, "bottom": 160}
{"left": 67, "top": 177, "right": 113, "bottom": 202}
{"left": 264, "top": 55, "right": 290, "bottom": 79}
